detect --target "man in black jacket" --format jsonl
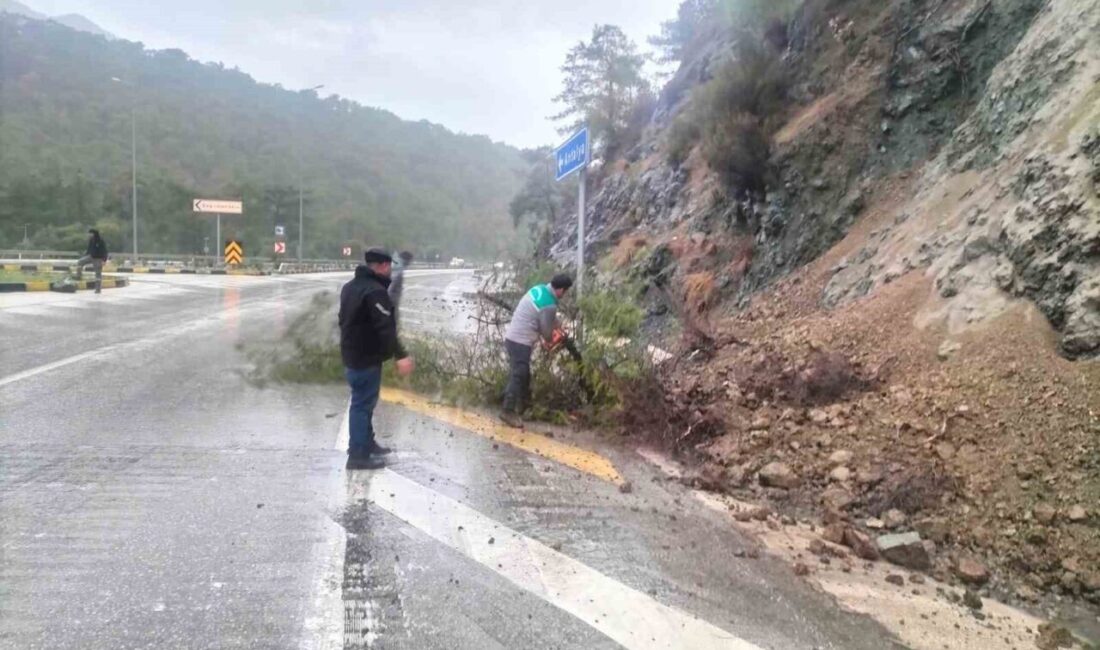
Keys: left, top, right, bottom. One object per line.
{"left": 75, "top": 228, "right": 109, "bottom": 294}
{"left": 339, "top": 247, "right": 414, "bottom": 470}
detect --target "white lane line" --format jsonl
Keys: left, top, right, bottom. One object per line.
{"left": 0, "top": 287, "right": 321, "bottom": 388}
{"left": 351, "top": 470, "right": 759, "bottom": 650}
{"left": 0, "top": 347, "right": 120, "bottom": 388}
{"left": 302, "top": 411, "right": 348, "bottom": 650}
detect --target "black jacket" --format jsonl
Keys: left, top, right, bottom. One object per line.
{"left": 86, "top": 236, "right": 108, "bottom": 260}
{"left": 339, "top": 266, "right": 407, "bottom": 369}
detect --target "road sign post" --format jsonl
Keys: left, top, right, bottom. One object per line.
{"left": 555, "top": 126, "right": 589, "bottom": 299}
{"left": 193, "top": 199, "right": 243, "bottom": 267}
{"left": 224, "top": 240, "right": 243, "bottom": 265}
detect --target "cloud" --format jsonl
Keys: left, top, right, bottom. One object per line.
{"left": 25, "top": 0, "right": 681, "bottom": 147}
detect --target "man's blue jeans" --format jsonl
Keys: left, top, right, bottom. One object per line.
{"left": 345, "top": 365, "right": 382, "bottom": 457}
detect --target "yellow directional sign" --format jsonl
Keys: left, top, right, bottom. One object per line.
{"left": 224, "top": 240, "right": 243, "bottom": 265}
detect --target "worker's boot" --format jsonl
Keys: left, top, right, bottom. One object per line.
{"left": 500, "top": 411, "right": 524, "bottom": 429}
{"left": 346, "top": 453, "right": 384, "bottom": 470}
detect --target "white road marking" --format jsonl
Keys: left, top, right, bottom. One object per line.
{"left": 302, "top": 410, "right": 348, "bottom": 650}
{"left": 350, "top": 469, "right": 760, "bottom": 650}
{"left": 0, "top": 347, "right": 119, "bottom": 388}
{"left": 0, "top": 286, "right": 323, "bottom": 388}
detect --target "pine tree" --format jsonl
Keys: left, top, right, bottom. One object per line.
{"left": 551, "top": 25, "right": 649, "bottom": 162}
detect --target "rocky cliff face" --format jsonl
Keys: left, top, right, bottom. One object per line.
{"left": 546, "top": 0, "right": 1100, "bottom": 612}
{"left": 551, "top": 0, "right": 1099, "bottom": 359}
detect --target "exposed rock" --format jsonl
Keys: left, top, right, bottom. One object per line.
{"left": 866, "top": 517, "right": 885, "bottom": 530}
{"left": 877, "top": 532, "right": 930, "bottom": 570}
{"left": 821, "top": 486, "right": 855, "bottom": 510}
{"left": 1066, "top": 505, "right": 1087, "bottom": 522}
{"left": 962, "top": 589, "right": 983, "bottom": 611}
{"left": 828, "top": 449, "right": 853, "bottom": 466}
{"left": 933, "top": 442, "right": 956, "bottom": 461}
{"left": 885, "top": 574, "right": 905, "bottom": 586}
{"left": 759, "top": 462, "right": 799, "bottom": 489}
{"left": 843, "top": 527, "right": 880, "bottom": 561}
{"left": 829, "top": 466, "right": 852, "bottom": 482}
{"left": 808, "top": 409, "right": 829, "bottom": 424}
{"left": 882, "top": 509, "right": 907, "bottom": 529}
{"left": 1035, "top": 623, "right": 1074, "bottom": 650}
{"left": 792, "top": 562, "right": 811, "bottom": 576}
{"left": 821, "top": 523, "right": 846, "bottom": 545}
{"left": 954, "top": 556, "right": 990, "bottom": 585}
{"left": 749, "top": 416, "right": 771, "bottom": 431}
{"left": 1033, "top": 502, "right": 1057, "bottom": 525}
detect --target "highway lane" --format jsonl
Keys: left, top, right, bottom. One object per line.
{"left": 0, "top": 269, "right": 899, "bottom": 649}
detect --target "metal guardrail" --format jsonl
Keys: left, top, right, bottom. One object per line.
{"left": 1, "top": 250, "right": 479, "bottom": 272}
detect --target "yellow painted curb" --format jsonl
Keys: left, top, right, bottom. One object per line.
{"left": 3, "top": 264, "right": 20, "bottom": 271}
{"left": 379, "top": 386, "right": 624, "bottom": 485}
{"left": 24, "top": 281, "right": 51, "bottom": 292}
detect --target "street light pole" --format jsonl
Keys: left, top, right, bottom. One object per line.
{"left": 130, "top": 106, "right": 137, "bottom": 260}
{"left": 298, "top": 84, "right": 324, "bottom": 262}
{"left": 112, "top": 77, "right": 138, "bottom": 260}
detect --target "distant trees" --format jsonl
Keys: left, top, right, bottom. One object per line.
{"left": 0, "top": 14, "right": 526, "bottom": 258}
{"left": 508, "top": 149, "right": 576, "bottom": 257}
{"left": 552, "top": 25, "right": 651, "bottom": 162}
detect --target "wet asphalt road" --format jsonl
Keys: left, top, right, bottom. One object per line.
{"left": 0, "top": 270, "right": 901, "bottom": 649}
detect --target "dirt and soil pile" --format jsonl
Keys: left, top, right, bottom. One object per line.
{"left": 548, "top": 0, "right": 1100, "bottom": 618}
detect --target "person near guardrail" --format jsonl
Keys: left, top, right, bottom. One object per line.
{"left": 74, "top": 228, "right": 109, "bottom": 293}
{"left": 339, "top": 247, "right": 415, "bottom": 470}
{"left": 500, "top": 273, "right": 572, "bottom": 428}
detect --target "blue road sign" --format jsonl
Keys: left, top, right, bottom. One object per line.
{"left": 555, "top": 127, "right": 589, "bottom": 181}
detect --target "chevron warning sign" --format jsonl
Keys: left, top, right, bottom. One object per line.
{"left": 224, "top": 240, "right": 243, "bottom": 265}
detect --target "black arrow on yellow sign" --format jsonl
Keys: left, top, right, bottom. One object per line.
{"left": 224, "top": 240, "right": 244, "bottom": 265}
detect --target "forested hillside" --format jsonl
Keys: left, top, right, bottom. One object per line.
{"left": 0, "top": 13, "right": 527, "bottom": 258}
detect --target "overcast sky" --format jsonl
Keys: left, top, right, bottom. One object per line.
{"left": 26, "top": 0, "right": 680, "bottom": 148}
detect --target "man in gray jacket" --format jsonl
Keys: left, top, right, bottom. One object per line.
{"left": 500, "top": 273, "right": 572, "bottom": 427}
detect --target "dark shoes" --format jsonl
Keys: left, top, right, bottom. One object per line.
{"left": 499, "top": 411, "right": 524, "bottom": 429}
{"left": 345, "top": 454, "right": 385, "bottom": 471}
{"left": 370, "top": 442, "right": 393, "bottom": 456}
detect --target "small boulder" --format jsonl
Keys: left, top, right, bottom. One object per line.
{"left": 1033, "top": 502, "right": 1057, "bottom": 525}
{"left": 821, "top": 486, "right": 855, "bottom": 510}
{"left": 866, "top": 517, "right": 885, "bottom": 530}
{"left": 1035, "top": 623, "right": 1074, "bottom": 650}
{"left": 933, "top": 442, "right": 956, "bottom": 461}
{"left": 962, "top": 589, "right": 983, "bottom": 611}
{"left": 759, "top": 462, "right": 799, "bottom": 489}
{"left": 828, "top": 449, "right": 853, "bottom": 466}
{"left": 955, "top": 556, "right": 990, "bottom": 585}
{"left": 808, "top": 408, "right": 829, "bottom": 424}
{"left": 749, "top": 416, "right": 771, "bottom": 431}
{"left": 1066, "top": 505, "right": 1087, "bottom": 522}
{"left": 829, "top": 466, "right": 852, "bottom": 482}
{"left": 883, "top": 509, "right": 908, "bottom": 529}
{"left": 843, "top": 527, "right": 880, "bottom": 561}
{"left": 877, "top": 532, "right": 930, "bottom": 570}
{"left": 822, "top": 523, "right": 846, "bottom": 545}
{"left": 885, "top": 574, "right": 905, "bottom": 586}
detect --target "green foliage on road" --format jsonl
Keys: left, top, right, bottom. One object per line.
{"left": 0, "top": 14, "right": 527, "bottom": 259}
{"left": 252, "top": 278, "right": 657, "bottom": 432}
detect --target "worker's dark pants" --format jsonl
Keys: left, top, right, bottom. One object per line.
{"left": 502, "top": 340, "right": 532, "bottom": 414}
{"left": 345, "top": 365, "right": 382, "bottom": 457}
